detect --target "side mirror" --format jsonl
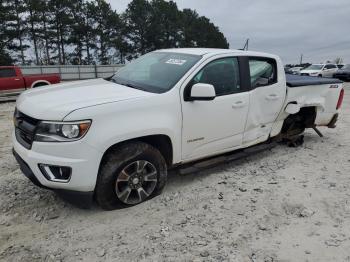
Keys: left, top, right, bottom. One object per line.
{"left": 285, "top": 103, "right": 300, "bottom": 114}
{"left": 190, "top": 83, "right": 216, "bottom": 101}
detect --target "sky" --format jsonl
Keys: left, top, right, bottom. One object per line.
{"left": 108, "top": 0, "right": 350, "bottom": 64}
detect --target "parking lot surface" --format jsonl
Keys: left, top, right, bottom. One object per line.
{"left": 1, "top": 83, "right": 350, "bottom": 261}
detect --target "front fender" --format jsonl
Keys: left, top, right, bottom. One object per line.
{"left": 64, "top": 91, "right": 183, "bottom": 164}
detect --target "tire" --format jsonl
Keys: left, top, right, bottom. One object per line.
{"left": 33, "top": 83, "right": 48, "bottom": 88}
{"left": 318, "top": 74, "right": 322, "bottom": 77}
{"left": 95, "top": 142, "right": 167, "bottom": 210}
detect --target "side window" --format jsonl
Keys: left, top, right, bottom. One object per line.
{"left": 249, "top": 58, "right": 277, "bottom": 88}
{"left": 192, "top": 57, "right": 240, "bottom": 96}
{"left": 0, "top": 68, "right": 16, "bottom": 78}
{"left": 325, "top": 64, "right": 336, "bottom": 69}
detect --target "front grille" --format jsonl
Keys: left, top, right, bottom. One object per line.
{"left": 14, "top": 108, "right": 39, "bottom": 149}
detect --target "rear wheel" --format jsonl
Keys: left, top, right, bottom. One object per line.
{"left": 95, "top": 142, "right": 167, "bottom": 210}
{"left": 33, "top": 83, "right": 48, "bottom": 88}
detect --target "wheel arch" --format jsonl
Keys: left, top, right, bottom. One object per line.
{"left": 99, "top": 134, "right": 174, "bottom": 169}
{"left": 31, "top": 80, "right": 50, "bottom": 88}
{"left": 280, "top": 105, "right": 317, "bottom": 137}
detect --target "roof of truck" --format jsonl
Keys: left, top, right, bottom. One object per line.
{"left": 155, "top": 48, "right": 275, "bottom": 58}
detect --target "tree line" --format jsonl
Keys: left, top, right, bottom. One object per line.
{"left": 0, "top": 0, "right": 229, "bottom": 65}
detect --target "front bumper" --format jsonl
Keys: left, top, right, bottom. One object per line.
{"left": 12, "top": 131, "right": 103, "bottom": 202}
{"left": 13, "top": 149, "right": 48, "bottom": 189}
{"left": 13, "top": 149, "right": 94, "bottom": 208}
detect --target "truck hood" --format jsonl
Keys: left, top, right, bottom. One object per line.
{"left": 16, "top": 78, "right": 154, "bottom": 120}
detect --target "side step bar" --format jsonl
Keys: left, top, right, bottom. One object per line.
{"left": 177, "top": 142, "right": 276, "bottom": 175}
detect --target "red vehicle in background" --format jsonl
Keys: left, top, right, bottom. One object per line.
{"left": 0, "top": 66, "right": 60, "bottom": 97}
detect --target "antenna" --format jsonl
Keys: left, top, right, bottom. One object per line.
{"left": 243, "top": 38, "right": 249, "bottom": 51}
{"left": 239, "top": 39, "right": 249, "bottom": 51}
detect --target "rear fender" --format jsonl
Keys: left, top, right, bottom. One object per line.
{"left": 290, "top": 97, "right": 326, "bottom": 112}
{"left": 31, "top": 80, "right": 50, "bottom": 88}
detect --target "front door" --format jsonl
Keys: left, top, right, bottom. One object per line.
{"left": 323, "top": 64, "right": 338, "bottom": 77}
{"left": 181, "top": 57, "right": 249, "bottom": 161}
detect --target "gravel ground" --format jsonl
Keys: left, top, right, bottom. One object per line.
{"left": 1, "top": 83, "right": 350, "bottom": 262}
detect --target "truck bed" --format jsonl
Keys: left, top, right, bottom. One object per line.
{"left": 285, "top": 74, "right": 343, "bottom": 127}
{"left": 286, "top": 74, "right": 342, "bottom": 87}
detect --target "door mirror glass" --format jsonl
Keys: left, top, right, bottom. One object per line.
{"left": 190, "top": 83, "right": 216, "bottom": 101}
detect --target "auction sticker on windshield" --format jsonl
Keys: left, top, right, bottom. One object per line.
{"left": 166, "top": 59, "right": 187, "bottom": 65}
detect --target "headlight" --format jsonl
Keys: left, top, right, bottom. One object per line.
{"left": 34, "top": 120, "right": 91, "bottom": 142}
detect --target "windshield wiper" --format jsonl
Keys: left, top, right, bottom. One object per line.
{"left": 109, "top": 77, "right": 146, "bottom": 92}
{"left": 123, "top": 82, "right": 147, "bottom": 91}
{"left": 108, "top": 78, "right": 119, "bottom": 84}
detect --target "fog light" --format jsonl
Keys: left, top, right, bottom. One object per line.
{"left": 38, "top": 164, "right": 72, "bottom": 182}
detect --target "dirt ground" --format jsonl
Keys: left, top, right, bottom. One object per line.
{"left": 1, "top": 83, "right": 350, "bottom": 262}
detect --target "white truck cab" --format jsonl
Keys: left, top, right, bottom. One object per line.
{"left": 13, "top": 48, "right": 344, "bottom": 209}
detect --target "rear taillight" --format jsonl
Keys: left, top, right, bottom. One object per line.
{"left": 336, "top": 88, "right": 344, "bottom": 110}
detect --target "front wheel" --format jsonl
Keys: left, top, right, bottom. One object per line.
{"left": 95, "top": 142, "right": 167, "bottom": 210}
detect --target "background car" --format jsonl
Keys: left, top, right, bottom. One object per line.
{"left": 284, "top": 67, "right": 293, "bottom": 74}
{"left": 333, "top": 64, "right": 350, "bottom": 81}
{"left": 300, "top": 64, "right": 338, "bottom": 77}
{"left": 289, "top": 66, "right": 304, "bottom": 75}
{"left": 0, "top": 66, "right": 60, "bottom": 97}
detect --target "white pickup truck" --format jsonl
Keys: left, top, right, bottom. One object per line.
{"left": 13, "top": 48, "right": 344, "bottom": 209}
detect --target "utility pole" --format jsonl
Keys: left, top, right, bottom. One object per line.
{"left": 299, "top": 54, "right": 303, "bottom": 65}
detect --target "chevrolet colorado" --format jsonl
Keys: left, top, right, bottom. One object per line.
{"left": 12, "top": 49, "right": 344, "bottom": 209}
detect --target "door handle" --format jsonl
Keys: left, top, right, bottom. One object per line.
{"left": 232, "top": 101, "right": 246, "bottom": 108}
{"left": 266, "top": 94, "right": 279, "bottom": 100}
{"left": 14, "top": 78, "right": 20, "bottom": 81}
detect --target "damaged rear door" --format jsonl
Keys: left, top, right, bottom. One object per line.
{"left": 243, "top": 57, "right": 286, "bottom": 144}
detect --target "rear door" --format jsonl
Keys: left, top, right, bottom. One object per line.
{"left": 0, "top": 67, "right": 25, "bottom": 94}
{"left": 181, "top": 56, "right": 250, "bottom": 160}
{"left": 243, "top": 57, "right": 286, "bottom": 144}
{"left": 323, "top": 64, "right": 338, "bottom": 77}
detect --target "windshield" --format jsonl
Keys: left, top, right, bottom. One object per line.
{"left": 341, "top": 64, "right": 350, "bottom": 70}
{"left": 110, "top": 52, "right": 201, "bottom": 93}
{"left": 305, "top": 64, "right": 323, "bottom": 70}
